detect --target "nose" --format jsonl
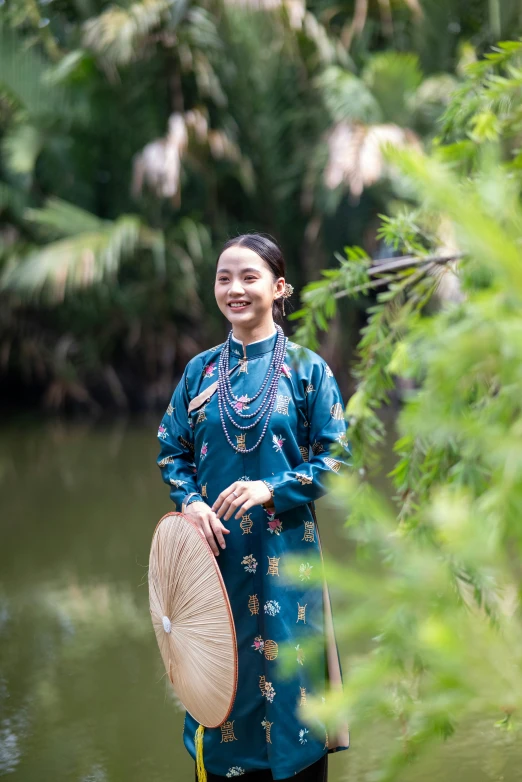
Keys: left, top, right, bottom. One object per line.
{"left": 229, "top": 278, "right": 245, "bottom": 295}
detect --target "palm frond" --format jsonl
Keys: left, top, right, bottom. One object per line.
{"left": 314, "top": 66, "right": 382, "bottom": 124}
{"left": 362, "top": 52, "right": 423, "bottom": 125}
{"left": 82, "top": 0, "right": 186, "bottom": 65}
{"left": 1, "top": 203, "right": 159, "bottom": 301}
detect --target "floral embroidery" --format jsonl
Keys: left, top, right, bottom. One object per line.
{"left": 226, "top": 767, "right": 245, "bottom": 777}
{"left": 167, "top": 403, "right": 174, "bottom": 415}
{"left": 296, "top": 644, "right": 305, "bottom": 665}
{"left": 305, "top": 384, "right": 314, "bottom": 395}
{"left": 281, "top": 362, "right": 292, "bottom": 378}
{"left": 299, "top": 562, "right": 313, "bottom": 581}
{"left": 295, "top": 472, "right": 313, "bottom": 485}
{"left": 311, "top": 440, "right": 324, "bottom": 455}
{"left": 203, "top": 362, "right": 216, "bottom": 378}
{"left": 252, "top": 635, "right": 265, "bottom": 653}
{"left": 336, "top": 432, "right": 351, "bottom": 450}
{"left": 242, "top": 554, "right": 258, "bottom": 573}
{"left": 272, "top": 434, "right": 285, "bottom": 452}
{"left": 238, "top": 475, "right": 251, "bottom": 482}
{"left": 158, "top": 424, "right": 167, "bottom": 439}
{"left": 233, "top": 395, "right": 250, "bottom": 413}
{"left": 299, "top": 728, "right": 309, "bottom": 744}
{"left": 169, "top": 479, "right": 187, "bottom": 488}
{"left": 264, "top": 600, "right": 281, "bottom": 616}
{"left": 158, "top": 455, "right": 175, "bottom": 466}
{"left": 267, "top": 517, "right": 283, "bottom": 535}
{"left": 200, "top": 441, "right": 209, "bottom": 459}
{"left": 324, "top": 364, "right": 333, "bottom": 378}
{"left": 262, "top": 682, "right": 276, "bottom": 702}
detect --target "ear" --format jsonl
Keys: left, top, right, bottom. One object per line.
{"left": 274, "top": 277, "right": 286, "bottom": 298}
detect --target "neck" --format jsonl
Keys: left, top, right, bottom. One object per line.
{"left": 231, "top": 320, "right": 277, "bottom": 346}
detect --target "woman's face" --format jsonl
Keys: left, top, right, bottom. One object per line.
{"left": 215, "top": 246, "right": 284, "bottom": 327}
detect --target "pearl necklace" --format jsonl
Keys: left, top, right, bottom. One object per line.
{"left": 217, "top": 325, "right": 288, "bottom": 453}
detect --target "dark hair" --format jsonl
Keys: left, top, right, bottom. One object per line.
{"left": 216, "top": 232, "right": 289, "bottom": 324}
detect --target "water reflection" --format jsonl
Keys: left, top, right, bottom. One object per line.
{"left": 0, "top": 417, "right": 520, "bottom": 781}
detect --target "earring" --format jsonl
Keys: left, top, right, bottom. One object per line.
{"left": 280, "top": 282, "right": 293, "bottom": 317}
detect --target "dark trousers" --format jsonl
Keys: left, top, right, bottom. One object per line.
{"left": 195, "top": 753, "right": 328, "bottom": 781}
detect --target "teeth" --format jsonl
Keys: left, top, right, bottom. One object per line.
{"left": 230, "top": 303, "right": 248, "bottom": 307}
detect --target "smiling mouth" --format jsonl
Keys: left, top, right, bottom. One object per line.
{"left": 228, "top": 302, "right": 251, "bottom": 309}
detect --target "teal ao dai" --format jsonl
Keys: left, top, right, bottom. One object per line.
{"left": 156, "top": 329, "right": 351, "bottom": 780}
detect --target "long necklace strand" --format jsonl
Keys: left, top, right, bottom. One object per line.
{"left": 217, "top": 326, "right": 288, "bottom": 453}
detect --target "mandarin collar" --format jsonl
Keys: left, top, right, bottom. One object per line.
{"left": 229, "top": 329, "right": 280, "bottom": 358}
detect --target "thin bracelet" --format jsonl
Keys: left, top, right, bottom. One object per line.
{"left": 182, "top": 492, "right": 202, "bottom": 511}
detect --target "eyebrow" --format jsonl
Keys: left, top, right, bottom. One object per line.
{"left": 216, "top": 267, "right": 262, "bottom": 275}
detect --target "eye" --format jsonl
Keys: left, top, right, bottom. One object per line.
{"left": 245, "top": 276, "right": 257, "bottom": 281}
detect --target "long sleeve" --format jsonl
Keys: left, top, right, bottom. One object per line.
{"left": 263, "top": 360, "right": 352, "bottom": 515}
{"left": 156, "top": 364, "right": 203, "bottom": 510}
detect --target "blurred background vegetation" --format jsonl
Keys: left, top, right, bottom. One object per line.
{"left": 2, "top": 0, "right": 521, "bottom": 412}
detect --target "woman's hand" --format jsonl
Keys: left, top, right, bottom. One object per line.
{"left": 212, "top": 481, "right": 272, "bottom": 521}
{"left": 184, "top": 501, "right": 230, "bottom": 556}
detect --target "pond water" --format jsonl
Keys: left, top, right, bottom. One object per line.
{"left": 0, "top": 417, "right": 518, "bottom": 781}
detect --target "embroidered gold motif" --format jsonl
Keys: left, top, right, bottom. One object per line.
{"left": 220, "top": 721, "right": 238, "bottom": 743}
{"left": 178, "top": 435, "right": 194, "bottom": 454}
{"left": 324, "top": 456, "right": 341, "bottom": 473}
{"left": 330, "top": 402, "right": 345, "bottom": 420}
{"left": 300, "top": 687, "right": 307, "bottom": 705}
{"left": 158, "top": 456, "right": 175, "bottom": 466}
{"left": 302, "top": 520, "right": 315, "bottom": 543}
{"left": 295, "top": 644, "right": 305, "bottom": 665}
{"left": 267, "top": 556, "right": 280, "bottom": 576}
{"left": 196, "top": 405, "right": 207, "bottom": 424}
{"left": 259, "top": 675, "right": 266, "bottom": 694}
{"left": 264, "top": 640, "right": 278, "bottom": 660}
{"left": 324, "top": 731, "right": 329, "bottom": 749}
{"left": 311, "top": 440, "right": 324, "bottom": 455}
{"left": 236, "top": 433, "right": 246, "bottom": 451}
{"left": 275, "top": 394, "right": 291, "bottom": 415}
{"left": 240, "top": 514, "right": 253, "bottom": 534}
{"left": 238, "top": 358, "right": 249, "bottom": 374}
{"left": 248, "top": 594, "right": 259, "bottom": 615}
{"left": 297, "top": 603, "right": 307, "bottom": 623}
{"left": 295, "top": 472, "right": 313, "bottom": 485}
{"left": 201, "top": 483, "right": 207, "bottom": 498}
{"left": 167, "top": 403, "right": 174, "bottom": 415}
{"left": 261, "top": 718, "right": 273, "bottom": 744}
{"left": 299, "top": 445, "right": 309, "bottom": 462}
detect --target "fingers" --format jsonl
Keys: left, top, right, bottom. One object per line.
{"left": 201, "top": 516, "right": 220, "bottom": 556}
{"left": 234, "top": 498, "right": 254, "bottom": 519}
{"left": 211, "top": 482, "right": 238, "bottom": 514}
{"left": 222, "top": 491, "right": 249, "bottom": 521}
{"left": 209, "top": 516, "right": 229, "bottom": 550}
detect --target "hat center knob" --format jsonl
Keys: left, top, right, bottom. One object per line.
{"left": 162, "top": 615, "right": 172, "bottom": 633}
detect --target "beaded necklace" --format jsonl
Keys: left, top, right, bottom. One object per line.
{"left": 217, "top": 324, "right": 288, "bottom": 454}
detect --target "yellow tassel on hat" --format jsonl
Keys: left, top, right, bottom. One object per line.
{"left": 195, "top": 724, "right": 207, "bottom": 782}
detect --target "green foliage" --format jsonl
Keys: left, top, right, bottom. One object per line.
{"left": 291, "top": 37, "right": 522, "bottom": 779}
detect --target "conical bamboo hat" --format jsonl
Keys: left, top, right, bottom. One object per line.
{"left": 149, "top": 512, "right": 238, "bottom": 728}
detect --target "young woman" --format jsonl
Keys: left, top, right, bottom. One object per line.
{"left": 157, "top": 233, "right": 351, "bottom": 781}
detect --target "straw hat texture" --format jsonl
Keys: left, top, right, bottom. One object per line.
{"left": 149, "top": 511, "right": 238, "bottom": 728}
